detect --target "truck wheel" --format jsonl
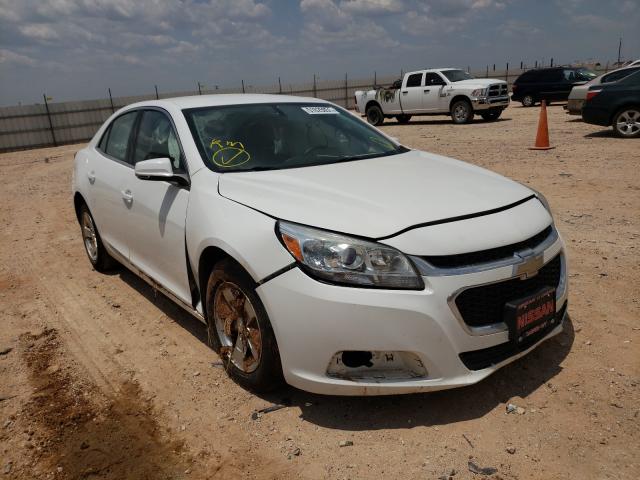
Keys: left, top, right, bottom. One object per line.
{"left": 205, "top": 259, "right": 284, "bottom": 393}
{"left": 396, "top": 114, "right": 411, "bottom": 124}
{"left": 481, "top": 109, "right": 502, "bottom": 121}
{"left": 451, "top": 100, "right": 474, "bottom": 124}
{"left": 612, "top": 107, "right": 640, "bottom": 138}
{"left": 521, "top": 95, "right": 535, "bottom": 107}
{"left": 366, "top": 105, "right": 384, "bottom": 126}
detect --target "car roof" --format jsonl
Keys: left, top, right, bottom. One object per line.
{"left": 123, "top": 94, "right": 331, "bottom": 111}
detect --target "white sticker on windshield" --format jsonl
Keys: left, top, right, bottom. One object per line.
{"left": 301, "top": 106, "right": 339, "bottom": 115}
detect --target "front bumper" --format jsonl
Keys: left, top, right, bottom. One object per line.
{"left": 258, "top": 231, "right": 568, "bottom": 395}
{"left": 471, "top": 95, "right": 510, "bottom": 110}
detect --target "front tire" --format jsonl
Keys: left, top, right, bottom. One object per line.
{"left": 521, "top": 95, "right": 535, "bottom": 107}
{"left": 79, "top": 204, "right": 116, "bottom": 272}
{"left": 396, "top": 114, "right": 411, "bottom": 124}
{"left": 612, "top": 107, "right": 640, "bottom": 138}
{"left": 450, "top": 100, "right": 474, "bottom": 124}
{"left": 481, "top": 109, "right": 502, "bottom": 121}
{"left": 205, "top": 260, "right": 283, "bottom": 392}
{"left": 366, "top": 105, "right": 384, "bottom": 126}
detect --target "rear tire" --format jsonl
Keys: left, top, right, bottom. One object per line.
{"left": 79, "top": 204, "right": 116, "bottom": 272}
{"left": 205, "top": 259, "right": 284, "bottom": 393}
{"left": 481, "top": 109, "right": 502, "bottom": 121}
{"left": 396, "top": 114, "right": 411, "bottom": 124}
{"left": 366, "top": 105, "right": 384, "bottom": 126}
{"left": 612, "top": 107, "right": 640, "bottom": 138}
{"left": 450, "top": 100, "right": 474, "bottom": 124}
{"left": 521, "top": 95, "right": 535, "bottom": 107}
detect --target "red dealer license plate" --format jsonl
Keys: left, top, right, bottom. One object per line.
{"left": 504, "top": 287, "right": 556, "bottom": 345}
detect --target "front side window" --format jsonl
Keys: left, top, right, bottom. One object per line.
{"left": 441, "top": 70, "right": 474, "bottom": 82}
{"left": 406, "top": 73, "right": 423, "bottom": 87}
{"left": 425, "top": 73, "right": 446, "bottom": 86}
{"left": 104, "top": 111, "right": 137, "bottom": 162}
{"left": 133, "top": 110, "right": 183, "bottom": 171}
{"left": 184, "top": 103, "right": 408, "bottom": 173}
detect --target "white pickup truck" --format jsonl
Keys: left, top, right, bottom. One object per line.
{"left": 355, "top": 68, "right": 509, "bottom": 125}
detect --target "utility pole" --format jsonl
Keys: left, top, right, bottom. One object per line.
{"left": 618, "top": 37, "right": 622, "bottom": 64}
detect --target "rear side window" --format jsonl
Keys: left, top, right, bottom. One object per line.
{"left": 542, "top": 69, "right": 563, "bottom": 82}
{"left": 133, "top": 110, "right": 183, "bottom": 172}
{"left": 104, "top": 112, "right": 138, "bottom": 162}
{"left": 602, "top": 68, "right": 639, "bottom": 83}
{"left": 406, "top": 73, "right": 423, "bottom": 87}
{"left": 517, "top": 71, "right": 538, "bottom": 83}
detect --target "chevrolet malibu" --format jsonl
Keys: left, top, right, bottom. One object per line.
{"left": 72, "top": 95, "right": 568, "bottom": 395}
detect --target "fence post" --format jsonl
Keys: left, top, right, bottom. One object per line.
{"left": 344, "top": 73, "right": 348, "bottom": 108}
{"left": 505, "top": 62, "right": 509, "bottom": 82}
{"left": 374, "top": 71, "right": 377, "bottom": 87}
{"left": 520, "top": 61, "right": 523, "bottom": 69}
{"left": 108, "top": 88, "right": 115, "bottom": 113}
{"left": 43, "top": 94, "right": 57, "bottom": 147}
{"left": 155, "top": 85, "right": 159, "bottom": 99}
{"left": 242, "top": 79, "right": 245, "bottom": 94}
{"left": 278, "top": 77, "right": 282, "bottom": 94}
{"left": 313, "top": 74, "right": 317, "bottom": 98}
{"left": 486, "top": 65, "right": 488, "bottom": 78}
{"left": 550, "top": 58, "right": 554, "bottom": 67}
{"left": 197, "top": 82, "right": 202, "bottom": 95}
{"left": 535, "top": 60, "right": 538, "bottom": 68}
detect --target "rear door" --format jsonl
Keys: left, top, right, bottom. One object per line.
{"left": 127, "top": 109, "right": 192, "bottom": 303}
{"left": 400, "top": 72, "right": 424, "bottom": 113}
{"left": 422, "top": 72, "right": 448, "bottom": 111}
{"left": 88, "top": 110, "right": 139, "bottom": 260}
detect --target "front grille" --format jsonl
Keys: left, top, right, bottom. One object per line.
{"left": 454, "top": 253, "right": 562, "bottom": 328}
{"left": 459, "top": 301, "right": 567, "bottom": 371}
{"left": 488, "top": 84, "right": 508, "bottom": 97}
{"left": 423, "top": 226, "right": 553, "bottom": 270}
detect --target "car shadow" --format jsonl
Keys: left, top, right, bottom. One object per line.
{"left": 387, "top": 118, "right": 512, "bottom": 126}
{"left": 118, "top": 268, "right": 209, "bottom": 345}
{"left": 114, "top": 266, "right": 574, "bottom": 429}
{"left": 566, "top": 118, "right": 584, "bottom": 123}
{"left": 584, "top": 129, "right": 616, "bottom": 138}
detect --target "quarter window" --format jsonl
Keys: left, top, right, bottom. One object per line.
{"left": 406, "top": 73, "right": 423, "bottom": 88}
{"left": 104, "top": 112, "right": 137, "bottom": 162}
{"left": 133, "top": 110, "right": 183, "bottom": 171}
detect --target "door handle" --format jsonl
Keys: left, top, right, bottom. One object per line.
{"left": 121, "top": 189, "right": 133, "bottom": 203}
{"left": 423, "top": 89, "right": 430, "bottom": 93}
{"left": 87, "top": 171, "right": 96, "bottom": 183}
{"left": 402, "top": 91, "right": 408, "bottom": 95}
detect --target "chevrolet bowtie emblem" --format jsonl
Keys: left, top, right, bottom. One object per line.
{"left": 512, "top": 250, "right": 544, "bottom": 279}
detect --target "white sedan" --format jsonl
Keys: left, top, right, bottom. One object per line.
{"left": 73, "top": 94, "right": 568, "bottom": 395}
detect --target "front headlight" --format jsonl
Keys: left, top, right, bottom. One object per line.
{"left": 471, "top": 88, "right": 487, "bottom": 97}
{"left": 277, "top": 221, "right": 423, "bottom": 290}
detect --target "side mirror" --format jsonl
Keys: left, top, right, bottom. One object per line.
{"left": 135, "top": 157, "right": 189, "bottom": 186}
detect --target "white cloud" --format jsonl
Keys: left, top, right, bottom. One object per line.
{"left": 0, "top": 48, "right": 37, "bottom": 66}
{"left": 340, "top": 0, "right": 405, "bottom": 14}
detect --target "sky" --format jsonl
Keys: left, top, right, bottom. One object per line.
{"left": 0, "top": 0, "right": 638, "bottom": 106}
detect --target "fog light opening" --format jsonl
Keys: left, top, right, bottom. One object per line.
{"left": 341, "top": 351, "right": 373, "bottom": 368}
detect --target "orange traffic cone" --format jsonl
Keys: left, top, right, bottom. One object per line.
{"left": 529, "top": 100, "right": 555, "bottom": 150}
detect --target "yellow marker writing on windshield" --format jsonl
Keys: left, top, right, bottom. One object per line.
{"left": 210, "top": 139, "right": 251, "bottom": 168}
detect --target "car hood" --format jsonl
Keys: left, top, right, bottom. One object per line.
{"left": 449, "top": 78, "right": 506, "bottom": 88}
{"left": 218, "top": 150, "right": 534, "bottom": 239}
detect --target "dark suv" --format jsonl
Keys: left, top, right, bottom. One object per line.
{"left": 512, "top": 67, "right": 597, "bottom": 107}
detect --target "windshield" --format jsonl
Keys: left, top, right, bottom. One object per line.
{"left": 183, "top": 103, "right": 407, "bottom": 172}
{"left": 576, "top": 68, "right": 597, "bottom": 81}
{"left": 441, "top": 70, "right": 475, "bottom": 82}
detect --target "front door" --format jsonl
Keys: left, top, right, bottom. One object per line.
{"left": 422, "top": 72, "right": 448, "bottom": 111}
{"left": 127, "top": 109, "right": 192, "bottom": 304}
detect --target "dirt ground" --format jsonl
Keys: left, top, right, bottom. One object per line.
{"left": 0, "top": 105, "right": 638, "bottom": 480}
